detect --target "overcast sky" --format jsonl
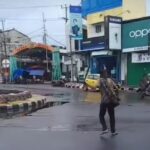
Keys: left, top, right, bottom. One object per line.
{"left": 0, "top": 0, "right": 81, "bottom": 46}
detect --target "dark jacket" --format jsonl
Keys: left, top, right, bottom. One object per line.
{"left": 100, "top": 78, "right": 118, "bottom": 104}
{"left": 72, "top": 25, "right": 80, "bottom": 36}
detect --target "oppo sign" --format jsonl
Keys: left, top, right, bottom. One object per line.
{"left": 129, "top": 28, "right": 150, "bottom": 38}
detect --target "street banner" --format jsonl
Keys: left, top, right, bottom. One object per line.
{"left": 9, "top": 56, "right": 18, "bottom": 82}
{"left": 70, "top": 6, "right": 83, "bottom": 40}
{"left": 52, "top": 47, "right": 61, "bottom": 80}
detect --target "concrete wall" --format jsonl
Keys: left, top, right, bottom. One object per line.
{"left": 87, "top": 23, "right": 104, "bottom": 38}
{"left": 86, "top": 0, "right": 147, "bottom": 38}
{"left": 0, "top": 29, "right": 31, "bottom": 56}
{"left": 87, "top": 7, "right": 122, "bottom": 24}
{"left": 5, "top": 29, "right": 30, "bottom": 44}
{"left": 86, "top": 0, "right": 147, "bottom": 25}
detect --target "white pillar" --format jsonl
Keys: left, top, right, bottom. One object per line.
{"left": 121, "top": 53, "right": 127, "bottom": 84}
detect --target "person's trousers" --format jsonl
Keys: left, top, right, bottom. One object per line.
{"left": 99, "top": 103, "right": 115, "bottom": 133}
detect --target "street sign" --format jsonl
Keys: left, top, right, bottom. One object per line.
{"left": 2, "top": 59, "right": 10, "bottom": 68}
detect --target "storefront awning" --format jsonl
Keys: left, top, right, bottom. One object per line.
{"left": 91, "top": 51, "right": 112, "bottom": 56}
{"left": 123, "top": 46, "right": 148, "bottom": 53}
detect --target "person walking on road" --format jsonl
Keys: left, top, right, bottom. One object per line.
{"left": 99, "top": 69, "right": 120, "bottom": 136}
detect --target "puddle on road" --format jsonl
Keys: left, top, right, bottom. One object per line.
{"left": 30, "top": 123, "right": 100, "bottom": 132}
{"left": 45, "top": 101, "right": 69, "bottom": 108}
{"left": 84, "top": 92, "right": 101, "bottom": 103}
{"left": 44, "top": 93, "right": 68, "bottom": 97}
{"left": 38, "top": 83, "right": 102, "bottom": 103}
{"left": 83, "top": 91, "right": 149, "bottom": 105}
{"left": 30, "top": 116, "right": 101, "bottom": 132}
{"left": 76, "top": 124, "right": 100, "bottom": 131}
{"left": 44, "top": 91, "right": 101, "bottom": 104}
{"left": 44, "top": 91, "right": 149, "bottom": 105}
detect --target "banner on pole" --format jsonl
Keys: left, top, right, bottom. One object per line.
{"left": 70, "top": 6, "right": 83, "bottom": 40}
{"left": 52, "top": 47, "right": 61, "bottom": 80}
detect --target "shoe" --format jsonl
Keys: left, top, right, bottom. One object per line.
{"left": 100, "top": 129, "right": 109, "bottom": 135}
{"left": 111, "top": 132, "right": 118, "bottom": 136}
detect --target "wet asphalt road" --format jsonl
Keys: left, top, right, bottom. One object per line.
{"left": 0, "top": 84, "right": 150, "bottom": 150}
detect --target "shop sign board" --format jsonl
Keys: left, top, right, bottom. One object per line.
{"left": 123, "top": 18, "right": 150, "bottom": 52}
{"left": 123, "top": 46, "right": 148, "bottom": 53}
{"left": 81, "top": 36, "right": 105, "bottom": 51}
{"left": 105, "top": 16, "right": 122, "bottom": 50}
{"left": 132, "top": 53, "right": 150, "bottom": 63}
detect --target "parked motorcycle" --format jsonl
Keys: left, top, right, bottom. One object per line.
{"left": 140, "top": 81, "right": 150, "bottom": 99}
{"left": 138, "top": 74, "right": 150, "bottom": 99}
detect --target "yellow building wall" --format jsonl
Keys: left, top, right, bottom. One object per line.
{"left": 87, "top": 0, "right": 146, "bottom": 25}
{"left": 123, "top": 0, "right": 146, "bottom": 20}
{"left": 87, "top": 7, "right": 123, "bottom": 25}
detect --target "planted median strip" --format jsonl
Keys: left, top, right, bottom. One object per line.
{"left": 0, "top": 94, "right": 47, "bottom": 118}
{"left": 0, "top": 89, "right": 70, "bottom": 118}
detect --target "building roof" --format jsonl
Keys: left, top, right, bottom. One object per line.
{"left": 3, "top": 28, "right": 30, "bottom": 39}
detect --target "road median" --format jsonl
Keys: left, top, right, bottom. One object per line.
{"left": 0, "top": 95, "right": 47, "bottom": 118}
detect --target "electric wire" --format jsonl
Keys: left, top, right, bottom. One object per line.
{"left": 0, "top": 4, "right": 62, "bottom": 10}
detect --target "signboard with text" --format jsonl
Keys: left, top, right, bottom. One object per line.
{"left": 132, "top": 53, "right": 150, "bottom": 63}
{"left": 105, "top": 16, "right": 122, "bottom": 50}
{"left": 81, "top": 36, "right": 105, "bottom": 51}
{"left": 123, "top": 18, "right": 150, "bottom": 52}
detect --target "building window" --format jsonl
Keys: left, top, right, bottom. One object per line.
{"left": 95, "top": 24, "right": 101, "bottom": 33}
{"left": 6, "top": 38, "right": 11, "bottom": 43}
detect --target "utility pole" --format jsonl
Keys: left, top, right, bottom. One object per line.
{"left": 1, "top": 19, "right": 8, "bottom": 83}
{"left": 69, "top": 35, "right": 74, "bottom": 82}
{"left": 61, "top": 4, "right": 74, "bottom": 82}
{"left": 1, "top": 19, "right": 7, "bottom": 58}
{"left": 42, "top": 13, "right": 49, "bottom": 72}
{"left": 61, "top": 4, "right": 68, "bottom": 23}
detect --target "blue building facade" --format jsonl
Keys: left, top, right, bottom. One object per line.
{"left": 80, "top": 0, "right": 122, "bottom": 81}
{"left": 82, "top": 0, "right": 122, "bottom": 17}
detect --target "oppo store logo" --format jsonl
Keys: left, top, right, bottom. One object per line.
{"left": 129, "top": 28, "right": 150, "bottom": 38}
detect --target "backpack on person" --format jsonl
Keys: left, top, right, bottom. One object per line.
{"left": 102, "top": 78, "right": 120, "bottom": 107}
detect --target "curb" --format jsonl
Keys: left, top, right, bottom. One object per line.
{"left": 45, "top": 101, "right": 69, "bottom": 107}
{"left": 0, "top": 97, "right": 47, "bottom": 118}
{"left": 118, "top": 87, "right": 139, "bottom": 92}
{"left": 65, "top": 83, "right": 84, "bottom": 89}
{"left": 65, "top": 82, "right": 139, "bottom": 92}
